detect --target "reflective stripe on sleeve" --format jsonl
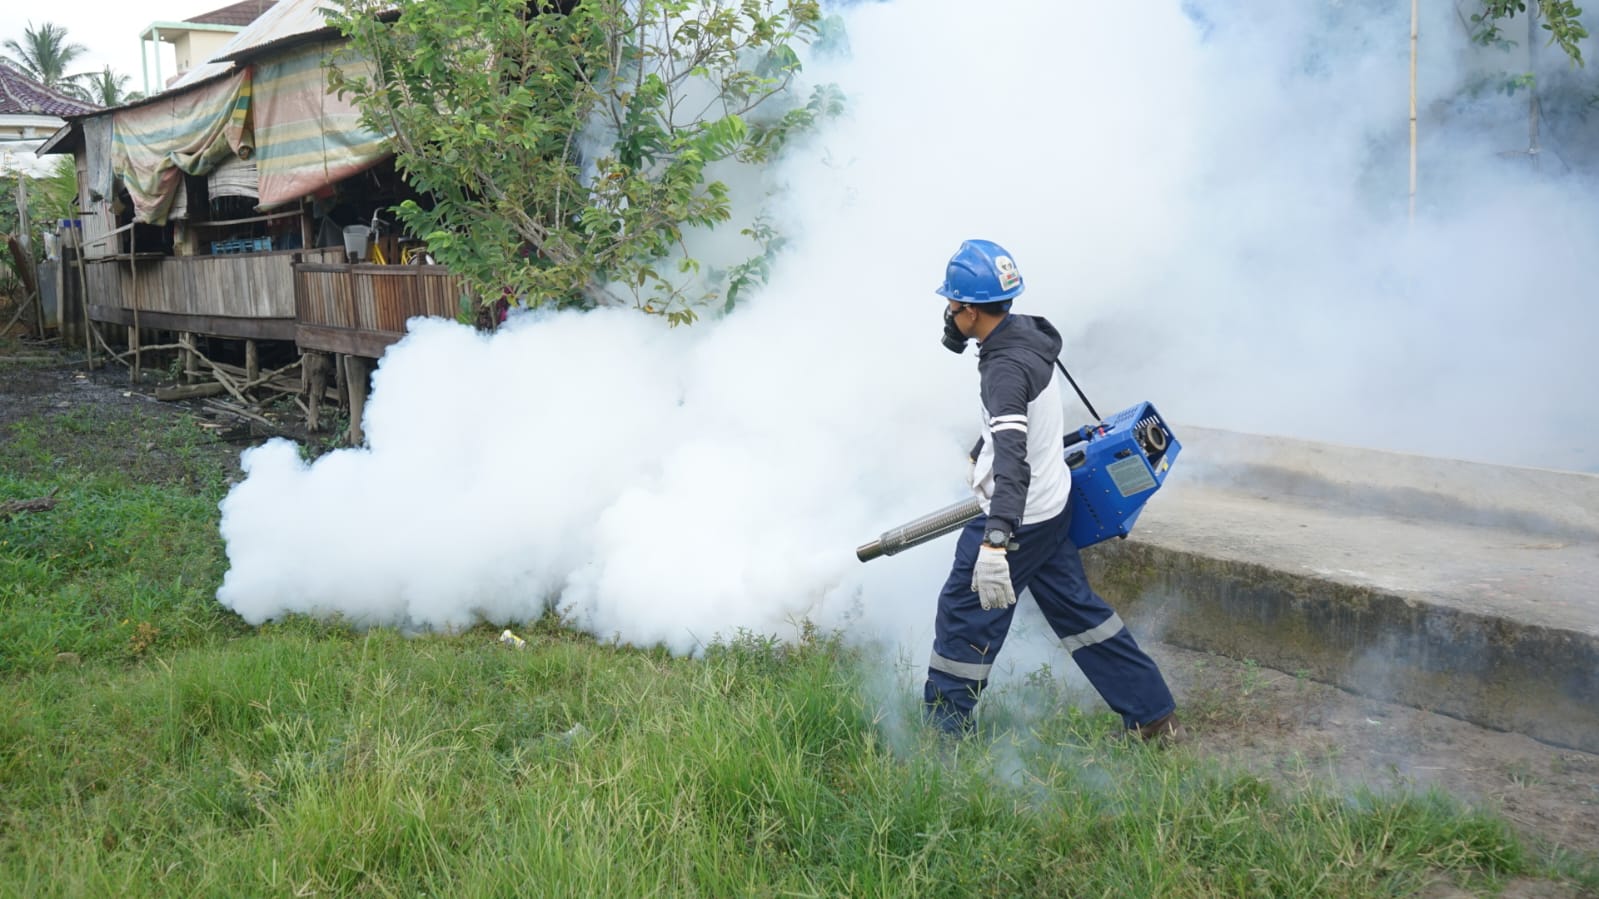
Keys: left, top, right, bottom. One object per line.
{"left": 929, "top": 651, "right": 992, "bottom": 682}
{"left": 990, "top": 414, "right": 1028, "bottom": 425}
{"left": 1060, "top": 612, "right": 1125, "bottom": 653}
{"left": 991, "top": 423, "right": 1028, "bottom": 434}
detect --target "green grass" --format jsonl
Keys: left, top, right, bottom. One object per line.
{"left": 2, "top": 390, "right": 1595, "bottom": 897}
{"left": 0, "top": 624, "right": 1551, "bottom": 898}
{"left": 2, "top": 404, "right": 244, "bottom": 676}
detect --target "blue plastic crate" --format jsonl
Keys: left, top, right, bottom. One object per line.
{"left": 210, "top": 237, "right": 273, "bottom": 255}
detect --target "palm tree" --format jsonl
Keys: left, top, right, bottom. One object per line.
{"left": 75, "top": 66, "right": 139, "bottom": 107}
{"left": 1, "top": 21, "right": 87, "bottom": 93}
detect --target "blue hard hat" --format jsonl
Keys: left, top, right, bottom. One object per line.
{"left": 934, "top": 239, "right": 1025, "bottom": 303}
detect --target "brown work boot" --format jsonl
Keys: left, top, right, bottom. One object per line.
{"left": 1130, "top": 712, "right": 1188, "bottom": 747}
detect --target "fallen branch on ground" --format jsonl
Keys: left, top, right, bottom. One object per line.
{"left": 1, "top": 492, "right": 59, "bottom": 522}
{"left": 200, "top": 399, "right": 300, "bottom": 440}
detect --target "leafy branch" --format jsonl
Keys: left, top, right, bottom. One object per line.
{"left": 327, "top": 0, "right": 834, "bottom": 322}
{"left": 1468, "top": 0, "right": 1590, "bottom": 66}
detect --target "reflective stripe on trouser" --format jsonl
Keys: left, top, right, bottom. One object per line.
{"left": 923, "top": 503, "right": 1175, "bottom": 733}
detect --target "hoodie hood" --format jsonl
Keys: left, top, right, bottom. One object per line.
{"left": 978, "top": 314, "right": 1063, "bottom": 365}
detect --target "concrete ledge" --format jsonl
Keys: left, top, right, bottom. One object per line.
{"left": 1087, "top": 541, "right": 1599, "bottom": 753}
{"left": 1081, "top": 428, "right": 1599, "bottom": 753}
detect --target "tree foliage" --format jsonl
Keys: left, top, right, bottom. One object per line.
{"left": 0, "top": 157, "right": 79, "bottom": 299}
{"left": 1469, "top": 1, "right": 1591, "bottom": 66}
{"left": 75, "top": 66, "right": 140, "bottom": 107}
{"left": 1, "top": 21, "right": 87, "bottom": 91}
{"left": 328, "top": 0, "right": 836, "bottom": 324}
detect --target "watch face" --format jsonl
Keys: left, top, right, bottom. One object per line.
{"left": 984, "top": 529, "right": 1008, "bottom": 547}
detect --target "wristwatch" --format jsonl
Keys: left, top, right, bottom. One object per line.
{"left": 983, "top": 528, "right": 1010, "bottom": 549}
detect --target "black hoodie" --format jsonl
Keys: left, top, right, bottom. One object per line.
{"left": 967, "top": 314, "right": 1073, "bottom": 536}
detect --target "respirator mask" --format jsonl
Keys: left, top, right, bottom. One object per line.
{"left": 941, "top": 305, "right": 970, "bottom": 354}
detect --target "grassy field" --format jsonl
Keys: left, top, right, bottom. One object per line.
{"left": 1, "top": 359, "right": 1593, "bottom": 897}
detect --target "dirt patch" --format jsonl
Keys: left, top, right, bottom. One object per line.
{"left": 1154, "top": 644, "right": 1599, "bottom": 861}
{"left": 0, "top": 344, "right": 261, "bottom": 487}
{"left": 2, "top": 341, "right": 1597, "bottom": 884}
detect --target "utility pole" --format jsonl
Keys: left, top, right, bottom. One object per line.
{"left": 1527, "top": 2, "right": 1542, "bottom": 169}
{"left": 1409, "top": 0, "right": 1419, "bottom": 224}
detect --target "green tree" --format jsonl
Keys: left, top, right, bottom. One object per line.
{"left": 0, "top": 157, "right": 78, "bottom": 305}
{"left": 328, "top": 0, "right": 836, "bottom": 324}
{"left": 1, "top": 21, "right": 88, "bottom": 91}
{"left": 1470, "top": 1, "right": 1591, "bottom": 66}
{"left": 73, "top": 66, "right": 140, "bottom": 107}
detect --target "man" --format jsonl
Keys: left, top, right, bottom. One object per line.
{"left": 924, "top": 238, "right": 1184, "bottom": 743}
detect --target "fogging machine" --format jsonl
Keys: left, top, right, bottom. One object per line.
{"left": 856, "top": 386, "right": 1181, "bottom": 562}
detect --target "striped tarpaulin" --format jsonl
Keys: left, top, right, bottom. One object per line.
{"left": 111, "top": 70, "right": 253, "bottom": 225}
{"left": 252, "top": 41, "right": 391, "bottom": 208}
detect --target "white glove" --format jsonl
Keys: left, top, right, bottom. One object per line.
{"left": 971, "top": 546, "right": 1017, "bottom": 611}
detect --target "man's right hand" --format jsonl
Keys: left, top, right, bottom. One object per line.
{"left": 971, "top": 546, "right": 1017, "bottom": 611}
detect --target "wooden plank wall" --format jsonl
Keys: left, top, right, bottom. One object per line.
{"left": 84, "top": 260, "right": 119, "bottom": 306}
{"left": 296, "top": 263, "right": 466, "bottom": 334}
{"left": 80, "top": 204, "right": 117, "bottom": 261}
{"left": 83, "top": 247, "right": 345, "bottom": 318}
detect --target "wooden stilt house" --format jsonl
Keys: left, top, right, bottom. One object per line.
{"left": 38, "top": 0, "right": 469, "bottom": 441}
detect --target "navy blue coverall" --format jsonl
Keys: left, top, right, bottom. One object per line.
{"left": 923, "top": 508, "right": 1176, "bottom": 734}
{"left": 923, "top": 312, "right": 1175, "bottom": 734}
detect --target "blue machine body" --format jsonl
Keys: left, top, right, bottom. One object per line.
{"left": 1066, "top": 402, "right": 1181, "bottom": 549}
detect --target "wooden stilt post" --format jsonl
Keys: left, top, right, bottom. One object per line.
{"left": 333, "top": 353, "right": 347, "bottom": 408}
{"left": 245, "top": 339, "right": 259, "bottom": 382}
{"left": 305, "top": 351, "right": 328, "bottom": 433}
{"left": 180, "top": 332, "right": 195, "bottom": 383}
{"left": 343, "top": 354, "right": 370, "bottom": 446}
{"left": 127, "top": 324, "right": 140, "bottom": 381}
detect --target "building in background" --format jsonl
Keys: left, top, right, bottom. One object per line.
{"left": 139, "top": 0, "right": 277, "bottom": 94}
{"left": 0, "top": 60, "right": 97, "bottom": 177}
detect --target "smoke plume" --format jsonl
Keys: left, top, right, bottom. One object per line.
{"left": 218, "top": 1, "right": 1599, "bottom": 666}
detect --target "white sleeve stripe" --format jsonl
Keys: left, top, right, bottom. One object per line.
{"left": 990, "top": 414, "right": 1028, "bottom": 424}
{"left": 991, "top": 423, "right": 1028, "bottom": 434}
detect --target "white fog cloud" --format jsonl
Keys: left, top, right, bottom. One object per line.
{"left": 217, "top": 1, "right": 1598, "bottom": 660}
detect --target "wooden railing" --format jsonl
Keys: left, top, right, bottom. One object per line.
{"left": 82, "top": 247, "right": 345, "bottom": 341}
{"left": 293, "top": 259, "right": 469, "bottom": 357}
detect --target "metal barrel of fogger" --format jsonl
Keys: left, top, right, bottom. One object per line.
{"left": 856, "top": 497, "right": 984, "bottom": 563}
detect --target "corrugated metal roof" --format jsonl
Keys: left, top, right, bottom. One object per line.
{"left": 0, "top": 60, "right": 99, "bottom": 117}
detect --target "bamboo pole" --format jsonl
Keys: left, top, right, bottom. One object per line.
{"left": 72, "top": 241, "right": 93, "bottom": 369}
{"left": 128, "top": 227, "right": 142, "bottom": 384}
{"left": 1409, "top": 0, "right": 1419, "bottom": 224}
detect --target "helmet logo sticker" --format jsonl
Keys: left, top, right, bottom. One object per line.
{"left": 995, "top": 256, "right": 1021, "bottom": 291}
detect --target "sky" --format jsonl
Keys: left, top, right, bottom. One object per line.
{"left": 206, "top": 0, "right": 1598, "bottom": 694}
{"left": 0, "top": 0, "right": 225, "bottom": 96}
